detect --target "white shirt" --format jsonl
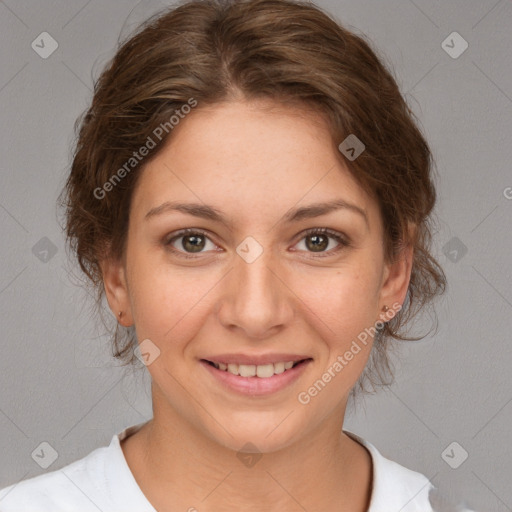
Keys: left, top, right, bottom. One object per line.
{"left": 0, "top": 421, "right": 446, "bottom": 511}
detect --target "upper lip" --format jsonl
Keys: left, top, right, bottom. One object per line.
{"left": 202, "top": 354, "right": 312, "bottom": 366}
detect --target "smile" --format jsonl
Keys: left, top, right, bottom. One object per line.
{"left": 205, "top": 359, "right": 307, "bottom": 378}
{"left": 200, "top": 358, "right": 313, "bottom": 396}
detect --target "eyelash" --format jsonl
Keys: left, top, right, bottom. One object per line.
{"left": 164, "top": 227, "right": 351, "bottom": 260}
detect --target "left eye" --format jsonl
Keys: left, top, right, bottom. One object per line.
{"left": 293, "top": 228, "right": 350, "bottom": 256}
{"left": 164, "top": 228, "right": 350, "bottom": 258}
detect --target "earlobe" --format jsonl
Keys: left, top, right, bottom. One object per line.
{"left": 100, "top": 258, "right": 133, "bottom": 326}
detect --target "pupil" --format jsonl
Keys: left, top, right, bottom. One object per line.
{"left": 183, "top": 235, "right": 205, "bottom": 252}
{"left": 307, "top": 234, "right": 327, "bottom": 252}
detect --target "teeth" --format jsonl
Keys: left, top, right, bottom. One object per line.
{"left": 212, "top": 360, "right": 301, "bottom": 378}
{"left": 273, "top": 362, "right": 285, "bottom": 374}
{"left": 227, "top": 363, "right": 239, "bottom": 375}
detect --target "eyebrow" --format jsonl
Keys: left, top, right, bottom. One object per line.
{"left": 145, "top": 199, "right": 369, "bottom": 229}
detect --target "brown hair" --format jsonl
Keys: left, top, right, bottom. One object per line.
{"left": 59, "top": 0, "right": 446, "bottom": 399}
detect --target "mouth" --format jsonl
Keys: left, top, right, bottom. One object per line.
{"left": 201, "top": 358, "right": 312, "bottom": 378}
{"left": 199, "top": 357, "right": 313, "bottom": 396}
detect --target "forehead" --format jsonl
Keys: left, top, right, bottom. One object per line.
{"left": 131, "top": 100, "right": 377, "bottom": 227}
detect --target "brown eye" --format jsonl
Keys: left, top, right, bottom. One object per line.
{"left": 305, "top": 233, "right": 329, "bottom": 252}
{"left": 165, "top": 229, "right": 217, "bottom": 258}
{"left": 294, "top": 228, "right": 350, "bottom": 257}
{"left": 180, "top": 233, "right": 206, "bottom": 252}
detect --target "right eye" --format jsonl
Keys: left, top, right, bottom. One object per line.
{"left": 164, "top": 228, "right": 220, "bottom": 259}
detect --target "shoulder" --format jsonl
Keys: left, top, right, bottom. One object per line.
{"left": 0, "top": 443, "right": 111, "bottom": 512}
{"left": 0, "top": 422, "right": 154, "bottom": 512}
{"left": 344, "top": 430, "right": 435, "bottom": 512}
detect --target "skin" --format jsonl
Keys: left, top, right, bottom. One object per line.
{"left": 101, "top": 99, "right": 413, "bottom": 512}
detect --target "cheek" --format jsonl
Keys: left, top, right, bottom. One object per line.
{"left": 127, "top": 250, "right": 215, "bottom": 345}
{"left": 297, "top": 263, "right": 381, "bottom": 370}
{"left": 302, "top": 262, "right": 381, "bottom": 330}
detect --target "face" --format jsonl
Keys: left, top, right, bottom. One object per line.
{"left": 102, "top": 99, "right": 412, "bottom": 453}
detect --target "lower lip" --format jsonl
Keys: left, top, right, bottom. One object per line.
{"left": 200, "top": 359, "right": 312, "bottom": 396}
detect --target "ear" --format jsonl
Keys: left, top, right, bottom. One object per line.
{"left": 377, "top": 239, "right": 414, "bottom": 321}
{"left": 100, "top": 257, "right": 133, "bottom": 326}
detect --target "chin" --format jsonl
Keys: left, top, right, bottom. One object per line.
{"left": 203, "top": 417, "right": 303, "bottom": 456}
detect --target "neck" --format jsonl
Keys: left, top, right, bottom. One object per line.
{"left": 121, "top": 394, "right": 372, "bottom": 512}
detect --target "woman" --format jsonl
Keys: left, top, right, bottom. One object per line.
{"left": 1, "top": 0, "right": 464, "bottom": 510}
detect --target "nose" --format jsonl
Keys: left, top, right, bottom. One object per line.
{"left": 216, "top": 245, "right": 294, "bottom": 340}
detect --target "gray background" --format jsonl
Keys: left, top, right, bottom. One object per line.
{"left": 0, "top": 0, "right": 511, "bottom": 510}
